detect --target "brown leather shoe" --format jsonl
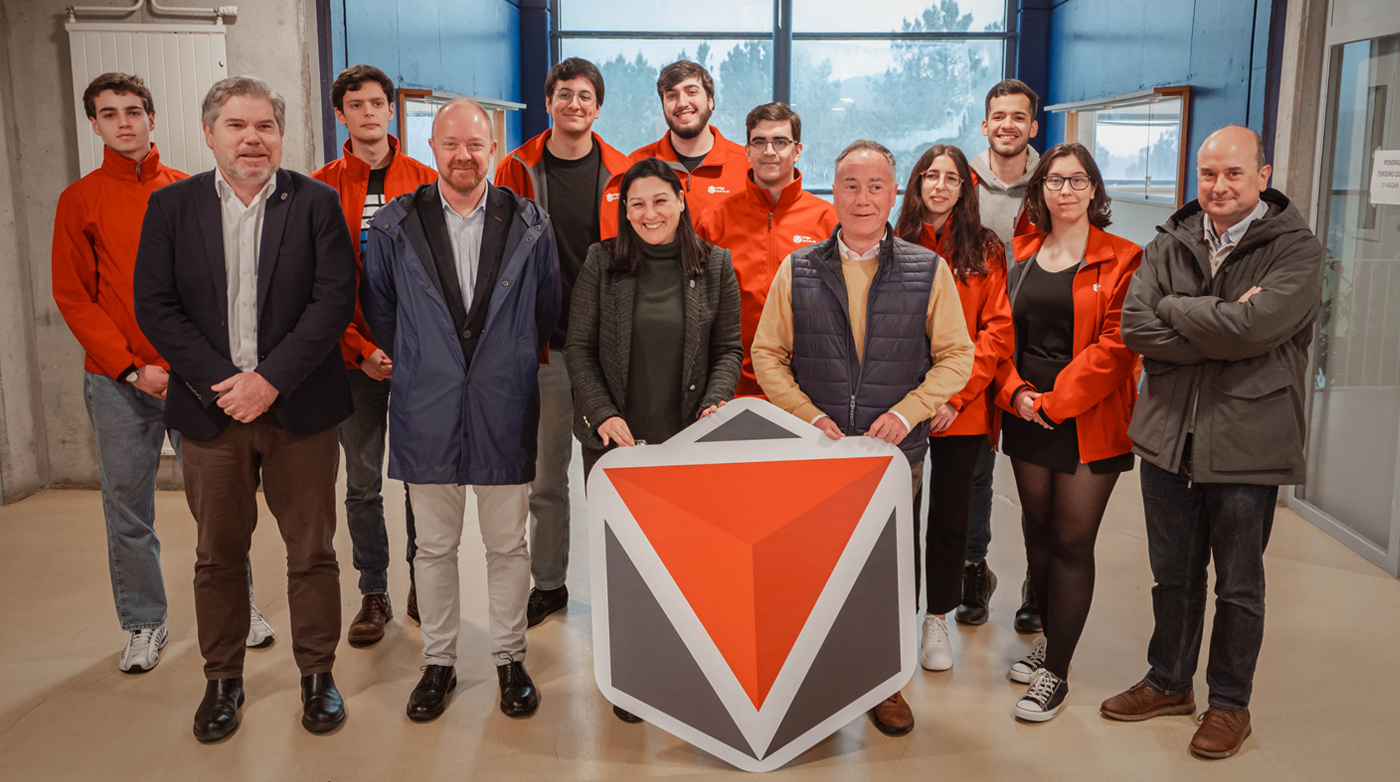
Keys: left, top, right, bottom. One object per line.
{"left": 1101, "top": 679, "right": 1196, "bottom": 721}
{"left": 1190, "top": 707, "right": 1252, "bottom": 759}
{"left": 406, "top": 585, "right": 419, "bottom": 623}
{"left": 870, "top": 690, "right": 914, "bottom": 736}
{"left": 347, "top": 594, "right": 392, "bottom": 647}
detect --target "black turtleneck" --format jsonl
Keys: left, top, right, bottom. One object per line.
{"left": 625, "top": 238, "right": 686, "bottom": 444}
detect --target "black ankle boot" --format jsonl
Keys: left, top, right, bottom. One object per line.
{"left": 1015, "top": 574, "right": 1044, "bottom": 634}
{"left": 193, "top": 677, "right": 245, "bottom": 742}
{"left": 954, "top": 560, "right": 997, "bottom": 625}
{"left": 301, "top": 672, "right": 346, "bottom": 734}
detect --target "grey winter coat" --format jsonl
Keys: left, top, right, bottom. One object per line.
{"left": 1121, "top": 188, "right": 1324, "bottom": 485}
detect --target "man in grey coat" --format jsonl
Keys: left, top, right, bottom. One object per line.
{"left": 1103, "top": 125, "right": 1324, "bottom": 760}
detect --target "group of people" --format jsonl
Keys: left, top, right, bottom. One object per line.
{"left": 55, "top": 52, "right": 1322, "bottom": 763}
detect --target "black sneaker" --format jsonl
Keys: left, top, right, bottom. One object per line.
{"left": 954, "top": 561, "right": 997, "bottom": 625}
{"left": 1014, "top": 574, "right": 1043, "bottom": 634}
{"left": 1014, "top": 669, "right": 1068, "bottom": 722}
{"left": 526, "top": 586, "right": 568, "bottom": 628}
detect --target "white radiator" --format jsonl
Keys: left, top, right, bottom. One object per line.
{"left": 66, "top": 22, "right": 228, "bottom": 177}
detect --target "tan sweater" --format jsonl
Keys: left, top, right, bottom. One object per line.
{"left": 752, "top": 249, "right": 975, "bottom": 428}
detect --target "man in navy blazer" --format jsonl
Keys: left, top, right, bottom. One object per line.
{"left": 134, "top": 76, "right": 356, "bottom": 743}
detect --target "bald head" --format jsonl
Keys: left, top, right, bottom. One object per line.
{"left": 430, "top": 99, "right": 497, "bottom": 200}
{"left": 1196, "top": 124, "right": 1271, "bottom": 234}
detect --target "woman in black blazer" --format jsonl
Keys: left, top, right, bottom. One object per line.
{"left": 565, "top": 157, "right": 742, "bottom": 480}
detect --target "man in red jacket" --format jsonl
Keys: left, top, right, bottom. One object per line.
{"left": 696, "top": 102, "right": 836, "bottom": 398}
{"left": 312, "top": 65, "right": 438, "bottom": 645}
{"left": 494, "top": 58, "right": 630, "bottom": 628}
{"left": 600, "top": 59, "right": 750, "bottom": 239}
{"left": 55, "top": 72, "right": 278, "bottom": 672}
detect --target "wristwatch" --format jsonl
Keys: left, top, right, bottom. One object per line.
{"left": 121, "top": 365, "right": 139, "bottom": 385}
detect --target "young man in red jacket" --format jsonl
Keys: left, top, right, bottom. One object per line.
{"left": 494, "top": 58, "right": 630, "bottom": 628}
{"left": 312, "top": 65, "right": 438, "bottom": 644}
{"left": 54, "top": 73, "right": 273, "bottom": 671}
{"left": 599, "top": 59, "right": 750, "bottom": 239}
{"left": 695, "top": 102, "right": 836, "bottom": 398}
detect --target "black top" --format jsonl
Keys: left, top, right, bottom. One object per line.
{"left": 676, "top": 151, "right": 707, "bottom": 173}
{"left": 543, "top": 140, "right": 603, "bottom": 348}
{"left": 361, "top": 157, "right": 389, "bottom": 257}
{"left": 625, "top": 238, "right": 686, "bottom": 444}
{"left": 1003, "top": 255, "right": 1133, "bottom": 475}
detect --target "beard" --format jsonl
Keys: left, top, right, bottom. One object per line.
{"left": 666, "top": 104, "right": 712, "bottom": 140}
{"left": 990, "top": 131, "right": 1030, "bottom": 158}
{"left": 442, "top": 161, "right": 485, "bottom": 195}
{"left": 216, "top": 146, "right": 275, "bottom": 184}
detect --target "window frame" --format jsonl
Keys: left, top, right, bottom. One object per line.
{"left": 397, "top": 88, "right": 526, "bottom": 172}
{"left": 1048, "top": 85, "right": 1193, "bottom": 208}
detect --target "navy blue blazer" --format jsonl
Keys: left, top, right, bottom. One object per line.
{"left": 134, "top": 168, "right": 357, "bottom": 440}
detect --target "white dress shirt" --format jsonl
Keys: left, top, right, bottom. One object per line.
{"left": 214, "top": 167, "right": 278, "bottom": 372}
{"left": 440, "top": 185, "right": 488, "bottom": 309}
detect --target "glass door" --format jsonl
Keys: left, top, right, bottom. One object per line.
{"left": 1294, "top": 31, "right": 1400, "bottom": 576}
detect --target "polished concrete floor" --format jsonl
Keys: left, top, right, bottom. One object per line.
{"left": 1, "top": 452, "right": 1397, "bottom": 781}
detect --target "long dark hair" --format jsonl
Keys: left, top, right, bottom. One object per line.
{"left": 607, "top": 157, "right": 709, "bottom": 278}
{"left": 1023, "top": 142, "right": 1113, "bottom": 232}
{"left": 895, "top": 144, "right": 1000, "bottom": 280}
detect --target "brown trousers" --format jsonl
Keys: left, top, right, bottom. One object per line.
{"left": 182, "top": 418, "right": 341, "bottom": 679}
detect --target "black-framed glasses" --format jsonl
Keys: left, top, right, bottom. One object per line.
{"left": 747, "top": 138, "right": 794, "bottom": 152}
{"left": 552, "top": 89, "right": 596, "bottom": 106}
{"left": 918, "top": 171, "right": 963, "bottom": 189}
{"left": 1045, "top": 175, "right": 1092, "bottom": 191}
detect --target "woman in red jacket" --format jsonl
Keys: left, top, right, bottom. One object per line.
{"left": 995, "top": 143, "right": 1141, "bottom": 722}
{"left": 895, "top": 145, "right": 1015, "bottom": 674}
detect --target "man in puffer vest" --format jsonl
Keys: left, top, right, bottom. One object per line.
{"left": 751, "top": 139, "right": 974, "bottom": 737}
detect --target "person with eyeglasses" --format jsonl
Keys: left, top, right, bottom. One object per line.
{"left": 599, "top": 60, "right": 751, "bottom": 240}
{"left": 991, "top": 142, "right": 1143, "bottom": 722}
{"left": 494, "top": 57, "right": 632, "bottom": 629}
{"left": 694, "top": 102, "right": 836, "bottom": 398}
{"left": 893, "top": 145, "right": 1014, "bottom": 673}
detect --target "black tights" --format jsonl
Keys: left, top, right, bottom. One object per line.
{"left": 1011, "top": 458, "right": 1120, "bottom": 679}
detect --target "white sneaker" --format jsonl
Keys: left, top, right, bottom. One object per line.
{"left": 920, "top": 614, "right": 953, "bottom": 671}
{"left": 119, "top": 624, "right": 169, "bottom": 673}
{"left": 1014, "top": 669, "right": 1068, "bottom": 722}
{"left": 1009, "top": 636, "right": 1047, "bottom": 683}
{"left": 247, "top": 602, "right": 275, "bottom": 648}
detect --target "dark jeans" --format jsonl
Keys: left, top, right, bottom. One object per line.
{"left": 1140, "top": 460, "right": 1278, "bottom": 712}
{"left": 338, "top": 370, "right": 417, "bottom": 595}
{"left": 964, "top": 438, "right": 996, "bottom": 563}
{"left": 925, "top": 435, "right": 986, "bottom": 614}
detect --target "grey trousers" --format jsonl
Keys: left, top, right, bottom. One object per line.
{"left": 409, "top": 481, "right": 530, "bottom": 666}
{"left": 528, "top": 348, "right": 574, "bottom": 591}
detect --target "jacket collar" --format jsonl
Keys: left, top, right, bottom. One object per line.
{"left": 1013, "top": 224, "right": 1118, "bottom": 267}
{"left": 338, "top": 134, "right": 403, "bottom": 178}
{"left": 659, "top": 126, "right": 739, "bottom": 169}
{"left": 101, "top": 143, "right": 163, "bottom": 183}
{"left": 742, "top": 169, "right": 808, "bottom": 211}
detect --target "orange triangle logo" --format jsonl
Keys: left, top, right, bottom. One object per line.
{"left": 605, "top": 456, "right": 892, "bottom": 709}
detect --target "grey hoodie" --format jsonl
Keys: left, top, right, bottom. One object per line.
{"left": 970, "top": 145, "right": 1040, "bottom": 245}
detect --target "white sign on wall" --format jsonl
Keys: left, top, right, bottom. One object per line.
{"left": 1371, "top": 150, "right": 1400, "bottom": 206}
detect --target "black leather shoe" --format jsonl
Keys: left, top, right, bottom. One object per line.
{"left": 497, "top": 659, "right": 539, "bottom": 717}
{"left": 613, "top": 705, "right": 643, "bottom": 723}
{"left": 407, "top": 665, "right": 457, "bottom": 722}
{"left": 1015, "top": 575, "right": 1044, "bottom": 634}
{"left": 954, "top": 560, "right": 997, "bottom": 626}
{"left": 526, "top": 586, "right": 569, "bottom": 628}
{"left": 193, "top": 677, "right": 245, "bottom": 743}
{"left": 300, "top": 672, "right": 346, "bottom": 734}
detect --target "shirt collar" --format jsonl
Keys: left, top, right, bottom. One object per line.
{"left": 1204, "top": 199, "right": 1266, "bottom": 252}
{"left": 837, "top": 227, "right": 885, "bottom": 261}
{"left": 440, "top": 184, "right": 487, "bottom": 222}
{"left": 213, "top": 165, "right": 278, "bottom": 205}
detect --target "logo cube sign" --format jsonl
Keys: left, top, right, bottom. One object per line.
{"left": 588, "top": 398, "right": 916, "bottom": 772}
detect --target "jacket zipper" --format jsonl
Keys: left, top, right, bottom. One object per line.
{"left": 135, "top": 161, "right": 143, "bottom": 183}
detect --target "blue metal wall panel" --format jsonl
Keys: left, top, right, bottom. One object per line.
{"left": 1047, "top": 0, "right": 1273, "bottom": 196}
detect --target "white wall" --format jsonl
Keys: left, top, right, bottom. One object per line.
{"left": 0, "top": 0, "right": 325, "bottom": 500}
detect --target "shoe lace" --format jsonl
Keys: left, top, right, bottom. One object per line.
{"left": 925, "top": 616, "right": 948, "bottom": 644}
{"left": 250, "top": 604, "right": 266, "bottom": 625}
{"left": 495, "top": 654, "right": 523, "bottom": 683}
{"left": 1022, "top": 637, "right": 1047, "bottom": 666}
{"left": 1025, "top": 670, "right": 1061, "bottom": 706}
{"left": 127, "top": 628, "right": 156, "bottom": 657}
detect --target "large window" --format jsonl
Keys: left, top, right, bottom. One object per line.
{"left": 556, "top": 0, "right": 1013, "bottom": 191}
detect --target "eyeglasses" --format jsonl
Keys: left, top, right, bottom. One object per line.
{"left": 552, "top": 90, "right": 596, "bottom": 107}
{"left": 1045, "top": 175, "right": 1092, "bottom": 191}
{"left": 919, "top": 171, "right": 963, "bottom": 189}
{"left": 747, "top": 138, "right": 794, "bottom": 153}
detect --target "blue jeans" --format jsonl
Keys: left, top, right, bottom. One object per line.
{"left": 964, "top": 437, "right": 996, "bottom": 563}
{"left": 1140, "top": 459, "right": 1277, "bottom": 712}
{"left": 85, "top": 371, "right": 181, "bottom": 631}
{"left": 338, "top": 370, "right": 416, "bottom": 595}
